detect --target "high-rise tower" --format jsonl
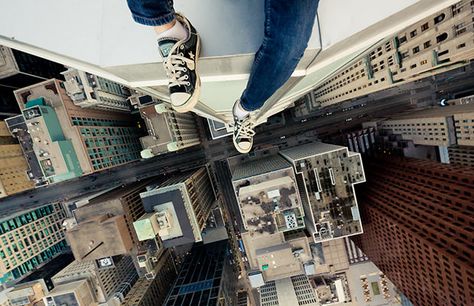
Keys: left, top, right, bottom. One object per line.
{"left": 353, "top": 155, "right": 474, "bottom": 306}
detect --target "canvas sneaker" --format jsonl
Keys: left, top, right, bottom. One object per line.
{"left": 232, "top": 102, "right": 256, "bottom": 154}
{"left": 158, "top": 13, "right": 201, "bottom": 113}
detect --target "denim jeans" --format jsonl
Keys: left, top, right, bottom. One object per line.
{"left": 127, "top": 0, "right": 319, "bottom": 111}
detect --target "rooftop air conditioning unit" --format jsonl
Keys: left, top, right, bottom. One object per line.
{"left": 145, "top": 272, "right": 155, "bottom": 280}
{"left": 284, "top": 212, "right": 298, "bottom": 229}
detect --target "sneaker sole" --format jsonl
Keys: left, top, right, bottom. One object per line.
{"left": 233, "top": 137, "right": 253, "bottom": 154}
{"left": 172, "top": 34, "right": 201, "bottom": 113}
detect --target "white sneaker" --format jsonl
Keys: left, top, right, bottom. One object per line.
{"left": 232, "top": 101, "right": 256, "bottom": 154}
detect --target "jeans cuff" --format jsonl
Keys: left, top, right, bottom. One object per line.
{"left": 131, "top": 12, "right": 176, "bottom": 26}
{"left": 240, "top": 96, "right": 259, "bottom": 111}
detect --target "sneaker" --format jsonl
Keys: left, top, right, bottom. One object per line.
{"left": 233, "top": 105, "right": 256, "bottom": 154}
{"left": 158, "top": 13, "right": 200, "bottom": 113}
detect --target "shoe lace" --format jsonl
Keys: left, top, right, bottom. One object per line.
{"left": 163, "top": 43, "right": 194, "bottom": 87}
{"left": 235, "top": 117, "right": 256, "bottom": 140}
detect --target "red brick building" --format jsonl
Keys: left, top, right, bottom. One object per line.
{"left": 353, "top": 155, "right": 474, "bottom": 306}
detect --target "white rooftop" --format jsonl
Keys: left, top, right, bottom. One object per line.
{"left": 0, "top": 0, "right": 457, "bottom": 122}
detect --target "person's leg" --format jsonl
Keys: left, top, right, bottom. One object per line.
{"left": 126, "top": 0, "right": 201, "bottom": 113}
{"left": 240, "top": 0, "right": 319, "bottom": 112}
{"left": 127, "top": 0, "right": 176, "bottom": 28}
{"left": 233, "top": 0, "right": 319, "bottom": 153}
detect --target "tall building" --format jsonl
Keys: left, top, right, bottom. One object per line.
{"left": 259, "top": 274, "right": 318, "bottom": 306}
{"left": 13, "top": 79, "right": 142, "bottom": 176}
{"left": 62, "top": 68, "right": 132, "bottom": 112}
{"left": 138, "top": 101, "right": 200, "bottom": 158}
{"left": 2, "top": 279, "right": 48, "bottom": 306}
{"left": 47, "top": 255, "right": 138, "bottom": 305}
{"left": 64, "top": 180, "right": 151, "bottom": 258}
{"left": 163, "top": 240, "right": 235, "bottom": 306}
{"left": 21, "top": 99, "right": 83, "bottom": 184}
{"left": 0, "top": 45, "right": 65, "bottom": 115}
{"left": 231, "top": 155, "right": 313, "bottom": 285}
{"left": 377, "top": 104, "right": 474, "bottom": 147}
{"left": 448, "top": 145, "right": 474, "bottom": 167}
{"left": 0, "top": 203, "right": 68, "bottom": 286}
{"left": 353, "top": 155, "right": 474, "bottom": 306}
{"left": 122, "top": 249, "right": 177, "bottom": 306}
{"left": 136, "top": 167, "right": 216, "bottom": 248}
{"left": 294, "top": 0, "right": 474, "bottom": 117}
{"left": 280, "top": 142, "right": 366, "bottom": 242}
{"left": 0, "top": 121, "right": 34, "bottom": 197}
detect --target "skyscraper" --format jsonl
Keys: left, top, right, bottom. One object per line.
{"left": 0, "top": 45, "right": 65, "bottom": 116}
{"left": 0, "top": 121, "right": 34, "bottom": 197}
{"left": 376, "top": 104, "right": 474, "bottom": 147}
{"left": 13, "top": 79, "right": 142, "bottom": 175}
{"left": 137, "top": 167, "right": 216, "bottom": 248}
{"left": 122, "top": 249, "right": 177, "bottom": 306}
{"left": 62, "top": 68, "right": 132, "bottom": 112}
{"left": 353, "top": 155, "right": 474, "bottom": 306}
{"left": 64, "top": 180, "right": 151, "bottom": 258}
{"left": 47, "top": 255, "right": 138, "bottom": 305}
{"left": 0, "top": 203, "right": 68, "bottom": 286}
{"left": 280, "top": 142, "right": 366, "bottom": 242}
{"left": 448, "top": 145, "right": 474, "bottom": 168}
{"left": 138, "top": 100, "right": 200, "bottom": 158}
{"left": 294, "top": 0, "right": 474, "bottom": 117}
{"left": 163, "top": 240, "right": 235, "bottom": 306}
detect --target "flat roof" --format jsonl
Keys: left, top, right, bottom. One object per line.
{"left": 232, "top": 155, "right": 292, "bottom": 181}
{"left": 140, "top": 188, "right": 196, "bottom": 248}
{"left": 280, "top": 142, "right": 347, "bottom": 162}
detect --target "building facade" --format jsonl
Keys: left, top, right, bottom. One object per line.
{"left": 163, "top": 240, "right": 235, "bottom": 306}
{"left": 49, "top": 255, "right": 138, "bottom": 305}
{"left": 259, "top": 274, "right": 318, "bottom": 306}
{"left": 0, "top": 45, "right": 65, "bottom": 115}
{"left": 62, "top": 68, "right": 131, "bottom": 112}
{"left": 13, "top": 79, "right": 142, "bottom": 175}
{"left": 378, "top": 104, "right": 474, "bottom": 147}
{"left": 353, "top": 155, "right": 474, "bottom": 306}
{"left": 138, "top": 167, "right": 216, "bottom": 248}
{"left": 0, "top": 121, "right": 34, "bottom": 197}
{"left": 138, "top": 101, "right": 200, "bottom": 158}
{"left": 122, "top": 249, "right": 177, "bottom": 306}
{"left": 0, "top": 203, "right": 68, "bottom": 286}
{"left": 294, "top": 0, "right": 474, "bottom": 116}
{"left": 448, "top": 145, "right": 474, "bottom": 167}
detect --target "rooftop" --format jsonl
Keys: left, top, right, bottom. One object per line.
{"left": 140, "top": 187, "right": 198, "bottom": 248}
{"left": 66, "top": 215, "right": 134, "bottom": 261}
{"left": 281, "top": 143, "right": 366, "bottom": 242}
{"left": 0, "top": 0, "right": 449, "bottom": 122}
{"left": 242, "top": 232, "right": 312, "bottom": 281}
{"left": 139, "top": 103, "right": 173, "bottom": 156}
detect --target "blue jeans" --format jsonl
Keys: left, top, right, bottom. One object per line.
{"left": 127, "top": 0, "right": 318, "bottom": 111}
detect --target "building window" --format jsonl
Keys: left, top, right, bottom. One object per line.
{"left": 421, "top": 23, "right": 429, "bottom": 31}
{"left": 438, "top": 50, "right": 449, "bottom": 56}
{"left": 413, "top": 46, "right": 420, "bottom": 54}
{"left": 399, "top": 35, "right": 407, "bottom": 44}
{"left": 410, "top": 30, "right": 417, "bottom": 38}
{"left": 436, "top": 33, "right": 448, "bottom": 43}
{"left": 455, "top": 23, "right": 466, "bottom": 35}
{"left": 457, "top": 43, "right": 466, "bottom": 49}
{"left": 434, "top": 13, "right": 446, "bottom": 24}
{"left": 424, "top": 41, "right": 431, "bottom": 49}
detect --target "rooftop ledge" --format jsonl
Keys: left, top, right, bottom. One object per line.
{"left": 0, "top": 0, "right": 457, "bottom": 123}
